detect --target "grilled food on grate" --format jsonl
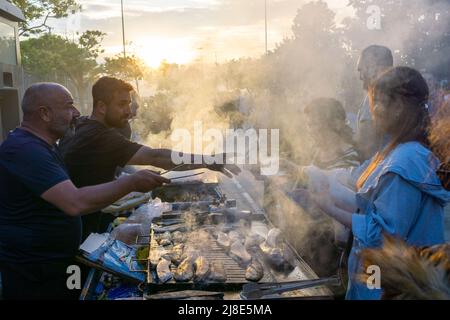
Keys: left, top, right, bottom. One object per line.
{"left": 244, "top": 233, "right": 265, "bottom": 250}
{"left": 208, "top": 262, "right": 227, "bottom": 283}
{"left": 193, "top": 256, "right": 211, "bottom": 282}
{"left": 246, "top": 260, "right": 264, "bottom": 282}
{"left": 157, "top": 258, "right": 173, "bottom": 284}
{"left": 229, "top": 241, "right": 252, "bottom": 266}
{"left": 174, "top": 256, "right": 195, "bottom": 282}
{"left": 217, "top": 232, "right": 231, "bottom": 250}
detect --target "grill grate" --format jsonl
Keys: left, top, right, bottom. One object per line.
{"left": 145, "top": 226, "right": 275, "bottom": 290}
{"left": 138, "top": 210, "right": 332, "bottom": 298}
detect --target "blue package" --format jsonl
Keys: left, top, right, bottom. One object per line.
{"left": 87, "top": 239, "right": 145, "bottom": 282}
{"left": 107, "top": 285, "right": 141, "bottom": 300}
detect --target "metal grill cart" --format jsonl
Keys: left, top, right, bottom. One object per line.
{"left": 79, "top": 180, "right": 337, "bottom": 300}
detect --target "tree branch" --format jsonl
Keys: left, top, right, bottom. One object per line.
{"left": 19, "top": 12, "right": 54, "bottom": 36}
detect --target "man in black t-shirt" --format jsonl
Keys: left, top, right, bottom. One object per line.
{"left": 60, "top": 76, "right": 241, "bottom": 240}
{"left": 0, "top": 83, "right": 169, "bottom": 300}
{"left": 61, "top": 115, "right": 144, "bottom": 239}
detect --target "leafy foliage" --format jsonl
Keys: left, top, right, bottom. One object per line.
{"left": 11, "top": 0, "right": 81, "bottom": 36}
{"left": 20, "top": 30, "right": 105, "bottom": 113}
{"left": 102, "top": 55, "right": 146, "bottom": 82}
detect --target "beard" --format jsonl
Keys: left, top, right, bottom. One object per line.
{"left": 105, "top": 111, "right": 129, "bottom": 128}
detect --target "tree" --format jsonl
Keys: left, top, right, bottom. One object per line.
{"left": 102, "top": 55, "right": 146, "bottom": 92}
{"left": 21, "top": 30, "right": 105, "bottom": 114}
{"left": 135, "top": 93, "right": 174, "bottom": 137}
{"left": 292, "top": 0, "right": 337, "bottom": 47}
{"left": 343, "top": 0, "right": 450, "bottom": 79}
{"left": 267, "top": 1, "right": 358, "bottom": 108}
{"left": 11, "top": 0, "right": 81, "bottom": 36}
{"left": 151, "top": 60, "right": 181, "bottom": 93}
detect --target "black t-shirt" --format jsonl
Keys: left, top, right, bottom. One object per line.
{"left": 61, "top": 119, "right": 142, "bottom": 187}
{"left": 61, "top": 119, "right": 142, "bottom": 238}
{"left": 0, "top": 129, "right": 82, "bottom": 264}
{"left": 115, "top": 121, "right": 132, "bottom": 140}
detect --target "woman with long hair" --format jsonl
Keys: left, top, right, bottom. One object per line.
{"left": 310, "top": 66, "right": 450, "bottom": 299}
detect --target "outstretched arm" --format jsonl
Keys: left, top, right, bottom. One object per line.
{"left": 127, "top": 146, "right": 241, "bottom": 177}
{"left": 42, "top": 171, "right": 170, "bottom": 217}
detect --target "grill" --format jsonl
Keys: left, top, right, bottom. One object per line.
{"left": 151, "top": 181, "right": 223, "bottom": 203}
{"left": 145, "top": 225, "right": 275, "bottom": 291}
{"left": 133, "top": 205, "right": 332, "bottom": 298}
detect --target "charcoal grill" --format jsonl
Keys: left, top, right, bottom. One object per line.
{"left": 132, "top": 208, "right": 335, "bottom": 298}
{"left": 151, "top": 181, "right": 223, "bottom": 203}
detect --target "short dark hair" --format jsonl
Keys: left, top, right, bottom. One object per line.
{"left": 22, "top": 85, "right": 42, "bottom": 116}
{"left": 304, "top": 98, "right": 355, "bottom": 146}
{"left": 92, "top": 76, "right": 134, "bottom": 108}
{"left": 21, "top": 82, "right": 68, "bottom": 119}
{"left": 361, "top": 45, "right": 394, "bottom": 68}
{"left": 304, "top": 98, "right": 346, "bottom": 123}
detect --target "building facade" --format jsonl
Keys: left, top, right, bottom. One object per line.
{"left": 0, "top": 0, "right": 24, "bottom": 143}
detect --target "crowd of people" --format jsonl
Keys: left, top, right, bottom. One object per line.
{"left": 0, "top": 78, "right": 239, "bottom": 300}
{"left": 0, "top": 44, "right": 449, "bottom": 300}
{"left": 284, "top": 45, "right": 450, "bottom": 299}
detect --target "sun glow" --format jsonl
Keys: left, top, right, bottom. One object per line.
{"left": 132, "top": 37, "right": 198, "bottom": 68}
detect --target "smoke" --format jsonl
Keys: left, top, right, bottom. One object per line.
{"left": 133, "top": 63, "right": 235, "bottom": 152}
{"left": 131, "top": 0, "right": 450, "bottom": 275}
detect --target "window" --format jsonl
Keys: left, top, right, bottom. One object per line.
{"left": 3, "top": 72, "right": 13, "bottom": 87}
{"left": 0, "top": 20, "right": 17, "bottom": 65}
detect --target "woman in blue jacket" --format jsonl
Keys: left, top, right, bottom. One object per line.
{"left": 311, "top": 66, "right": 450, "bottom": 300}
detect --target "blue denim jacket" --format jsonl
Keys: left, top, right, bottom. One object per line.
{"left": 346, "top": 142, "right": 450, "bottom": 300}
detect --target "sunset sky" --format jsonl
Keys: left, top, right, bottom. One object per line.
{"left": 47, "top": 0, "right": 354, "bottom": 67}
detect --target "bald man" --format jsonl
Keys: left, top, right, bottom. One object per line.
{"left": 0, "top": 83, "right": 169, "bottom": 300}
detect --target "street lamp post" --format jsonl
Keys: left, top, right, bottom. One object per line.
{"left": 121, "top": 0, "right": 126, "bottom": 58}
{"left": 265, "top": 0, "right": 268, "bottom": 55}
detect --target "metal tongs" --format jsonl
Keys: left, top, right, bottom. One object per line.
{"left": 169, "top": 172, "right": 205, "bottom": 180}
{"left": 160, "top": 164, "right": 205, "bottom": 181}
{"left": 241, "top": 276, "right": 341, "bottom": 299}
{"left": 160, "top": 164, "right": 186, "bottom": 175}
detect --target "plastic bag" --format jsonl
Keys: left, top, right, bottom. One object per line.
{"left": 110, "top": 223, "right": 143, "bottom": 245}
{"left": 303, "top": 165, "right": 330, "bottom": 194}
{"left": 303, "top": 165, "right": 357, "bottom": 211}
{"left": 127, "top": 198, "right": 172, "bottom": 232}
{"left": 109, "top": 199, "right": 172, "bottom": 244}
{"left": 329, "top": 170, "right": 355, "bottom": 203}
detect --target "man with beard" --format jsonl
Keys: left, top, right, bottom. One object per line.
{"left": 60, "top": 91, "right": 140, "bottom": 153}
{"left": 115, "top": 91, "right": 140, "bottom": 141}
{"left": 60, "top": 91, "right": 141, "bottom": 176}
{"left": 114, "top": 91, "right": 142, "bottom": 176}
{"left": 355, "top": 45, "right": 393, "bottom": 161}
{"left": 0, "top": 83, "right": 170, "bottom": 299}
{"left": 61, "top": 76, "right": 240, "bottom": 240}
